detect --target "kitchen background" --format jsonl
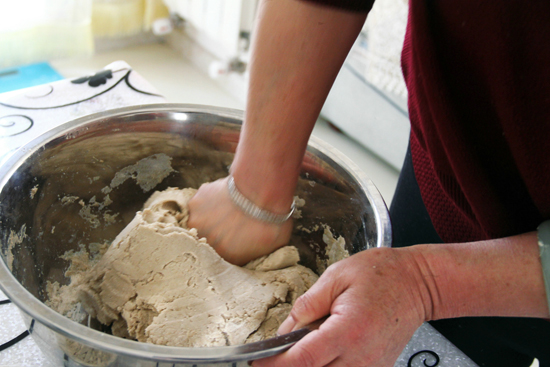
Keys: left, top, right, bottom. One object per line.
{"left": 0, "top": 0, "right": 408, "bottom": 204}
{"left": 0, "top": 1, "right": 537, "bottom": 366}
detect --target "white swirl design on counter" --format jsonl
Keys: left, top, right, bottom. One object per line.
{"left": 0, "top": 115, "right": 33, "bottom": 137}
{"left": 24, "top": 85, "right": 54, "bottom": 99}
{"left": 408, "top": 350, "right": 440, "bottom": 367}
{"left": 0, "top": 69, "right": 162, "bottom": 111}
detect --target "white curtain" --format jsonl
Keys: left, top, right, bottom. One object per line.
{"left": 0, "top": 0, "right": 94, "bottom": 69}
{"left": 92, "top": 0, "right": 169, "bottom": 38}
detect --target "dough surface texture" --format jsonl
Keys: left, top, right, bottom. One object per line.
{"left": 69, "top": 187, "right": 318, "bottom": 347}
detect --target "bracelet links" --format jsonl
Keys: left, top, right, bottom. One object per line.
{"left": 537, "top": 219, "right": 550, "bottom": 314}
{"left": 227, "top": 175, "right": 295, "bottom": 225}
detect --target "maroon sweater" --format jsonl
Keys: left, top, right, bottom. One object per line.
{"left": 304, "top": 0, "right": 550, "bottom": 243}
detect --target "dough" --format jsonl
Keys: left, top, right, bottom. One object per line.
{"left": 317, "top": 225, "right": 349, "bottom": 274}
{"left": 50, "top": 187, "right": 318, "bottom": 347}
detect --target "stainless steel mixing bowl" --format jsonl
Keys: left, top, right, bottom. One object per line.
{"left": 0, "top": 104, "right": 391, "bottom": 367}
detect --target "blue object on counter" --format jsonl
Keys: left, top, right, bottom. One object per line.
{"left": 0, "top": 62, "right": 64, "bottom": 94}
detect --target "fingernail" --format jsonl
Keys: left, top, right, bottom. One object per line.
{"left": 277, "top": 315, "right": 296, "bottom": 335}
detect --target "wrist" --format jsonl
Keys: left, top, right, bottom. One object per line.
{"left": 395, "top": 246, "right": 440, "bottom": 323}
{"left": 411, "top": 233, "right": 548, "bottom": 321}
{"left": 408, "top": 242, "right": 490, "bottom": 321}
{"left": 230, "top": 142, "right": 301, "bottom": 213}
{"left": 226, "top": 175, "right": 296, "bottom": 224}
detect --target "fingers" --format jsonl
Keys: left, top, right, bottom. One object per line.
{"left": 187, "top": 180, "right": 225, "bottom": 236}
{"left": 254, "top": 313, "right": 373, "bottom": 367}
{"left": 253, "top": 250, "right": 424, "bottom": 367}
{"left": 278, "top": 265, "right": 347, "bottom": 334}
{"left": 187, "top": 177, "right": 293, "bottom": 265}
{"left": 188, "top": 178, "right": 237, "bottom": 245}
{"left": 253, "top": 322, "right": 340, "bottom": 367}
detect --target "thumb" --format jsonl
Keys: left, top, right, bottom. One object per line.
{"left": 278, "top": 268, "right": 345, "bottom": 335}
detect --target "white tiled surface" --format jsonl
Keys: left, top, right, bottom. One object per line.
{"left": 50, "top": 43, "right": 245, "bottom": 111}
{"left": 50, "top": 42, "right": 400, "bottom": 205}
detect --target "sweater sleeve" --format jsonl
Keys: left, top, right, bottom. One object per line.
{"left": 300, "top": 0, "right": 375, "bottom": 12}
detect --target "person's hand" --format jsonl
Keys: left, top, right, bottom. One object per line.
{"left": 252, "top": 247, "right": 428, "bottom": 367}
{"left": 187, "top": 177, "right": 293, "bottom": 265}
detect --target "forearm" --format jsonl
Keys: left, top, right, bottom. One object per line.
{"left": 410, "top": 232, "right": 549, "bottom": 321}
{"left": 231, "top": 0, "right": 367, "bottom": 212}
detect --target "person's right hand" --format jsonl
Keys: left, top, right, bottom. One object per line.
{"left": 251, "top": 246, "right": 428, "bottom": 367}
{"left": 187, "top": 177, "right": 293, "bottom": 266}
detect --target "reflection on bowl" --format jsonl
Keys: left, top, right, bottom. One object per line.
{"left": 0, "top": 104, "right": 390, "bottom": 366}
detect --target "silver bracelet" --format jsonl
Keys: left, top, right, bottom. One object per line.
{"left": 537, "top": 220, "right": 550, "bottom": 314}
{"left": 227, "top": 175, "right": 295, "bottom": 224}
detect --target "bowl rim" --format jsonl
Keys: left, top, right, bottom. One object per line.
{"left": 0, "top": 103, "right": 391, "bottom": 362}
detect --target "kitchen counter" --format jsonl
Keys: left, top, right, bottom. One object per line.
{"left": 0, "top": 62, "right": 477, "bottom": 367}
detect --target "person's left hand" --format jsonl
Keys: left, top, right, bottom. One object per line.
{"left": 188, "top": 177, "right": 293, "bottom": 265}
{"left": 251, "top": 247, "right": 428, "bottom": 367}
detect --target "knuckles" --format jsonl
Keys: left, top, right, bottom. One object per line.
{"left": 292, "top": 292, "right": 320, "bottom": 319}
{"left": 291, "top": 342, "right": 320, "bottom": 367}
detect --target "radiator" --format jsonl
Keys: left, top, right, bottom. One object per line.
{"left": 163, "top": 0, "right": 257, "bottom": 60}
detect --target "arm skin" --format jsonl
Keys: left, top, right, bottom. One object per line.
{"left": 230, "top": 0, "right": 368, "bottom": 211}
{"left": 417, "top": 232, "right": 548, "bottom": 320}
{"left": 187, "top": 0, "right": 368, "bottom": 265}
